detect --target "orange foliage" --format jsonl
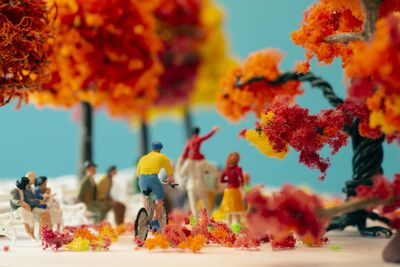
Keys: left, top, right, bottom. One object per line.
{"left": 346, "top": 14, "right": 400, "bottom": 134}
{"left": 216, "top": 49, "right": 302, "bottom": 122}
{"left": 291, "top": 2, "right": 362, "bottom": 73}
{"left": 292, "top": 0, "right": 400, "bottom": 73}
{"left": 0, "top": 0, "right": 54, "bottom": 107}
{"left": 31, "top": 0, "right": 163, "bottom": 118}
{"left": 177, "top": 235, "right": 207, "bottom": 253}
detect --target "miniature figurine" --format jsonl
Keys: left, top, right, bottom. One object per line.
{"left": 200, "top": 166, "right": 222, "bottom": 211}
{"left": 96, "top": 166, "right": 126, "bottom": 225}
{"left": 178, "top": 126, "right": 220, "bottom": 218}
{"left": 9, "top": 177, "right": 36, "bottom": 241}
{"left": 77, "top": 161, "right": 112, "bottom": 224}
{"left": 35, "top": 176, "right": 63, "bottom": 231}
{"left": 136, "top": 141, "right": 175, "bottom": 230}
{"left": 24, "top": 172, "right": 51, "bottom": 237}
{"left": 219, "top": 152, "right": 246, "bottom": 225}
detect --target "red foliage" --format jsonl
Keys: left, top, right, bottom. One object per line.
{"left": 41, "top": 226, "right": 74, "bottom": 251}
{"left": 163, "top": 224, "right": 192, "bottom": 247}
{"left": 191, "top": 209, "right": 212, "bottom": 240}
{"left": 134, "top": 236, "right": 145, "bottom": 247}
{"left": 0, "top": 0, "right": 54, "bottom": 107}
{"left": 168, "top": 209, "right": 191, "bottom": 225}
{"left": 339, "top": 97, "right": 383, "bottom": 139}
{"left": 233, "top": 228, "right": 261, "bottom": 249}
{"left": 270, "top": 233, "right": 296, "bottom": 250}
{"left": 355, "top": 174, "right": 400, "bottom": 214}
{"left": 210, "top": 221, "right": 236, "bottom": 246}
{"left": 153, "top": 0, "right": 203, "bottom": 107}
{"left": 245, "top": 186, "right": 329, "bottom": 243}
{"left": 257, "top": 102, "right": 349, "bottom": 180}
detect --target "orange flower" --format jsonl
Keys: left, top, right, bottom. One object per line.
{"left": 291, "top": 2, "right": 362, "bottom": 73}
{"left": 347, "top": 14, "right": 400, "bottom": 134}
{"left": 217, "top": 49, "right": 302, "bottom": 122}
{"left": 31, "top": 0, "right": 163, "bottom": 118}
{"left": 74, "top": 228, "right": 99, "bottom": 243}
{"left": 0, "top": 0, "right": 54, "bottom": 107}
{"left": 144, "top": 233, "right": 169, "bottom": 250}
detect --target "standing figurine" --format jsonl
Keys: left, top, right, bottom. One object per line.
{"left": 219, "top": 152, "right": 246, "bottom": 225}
{"left": 35, "top": 176, "right": 63, "bottom": 231}
{"left": 136, "top": 141, "right": 175, "bottom": 230}
{"left": 178, "top": 126, "right": 220, "bottom": 218}
{"left": 24, "top": 172, "right": 51, "bottom": 238}
{"left": 77, "top": 161, "right": 112, "bottom": 224}
{"left": 9, "top": 177, "right": 36, "bottom": 241}
{"left": 97, "top": 166, "right": 126, "bottom": 225}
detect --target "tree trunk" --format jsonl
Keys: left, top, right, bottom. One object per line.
{"left": 183, "top": 106, "right": 192, "bottom": 140}
{"left": 140, "top": 119, "right": 149, "bottom": 156}
{"left": 78, "top": 101, "right": 93, "bottom": 180}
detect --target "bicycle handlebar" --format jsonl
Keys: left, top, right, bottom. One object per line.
{"left": 161, "top": 182, "right": 179, "bottom": 188}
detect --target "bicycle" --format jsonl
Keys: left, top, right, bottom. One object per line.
{"left": 134, "top": 182, "right": 178, "bottom": 242}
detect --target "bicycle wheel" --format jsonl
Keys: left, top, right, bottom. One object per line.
{"left": 135, "top": 208, "right": 149, "bottom": 242}
{"left": 157, "top": 206, "right": 168, "bottom": 234}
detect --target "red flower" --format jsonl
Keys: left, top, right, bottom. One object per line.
{"left": 245, "top": 185, "right": 328, "bottom": 242}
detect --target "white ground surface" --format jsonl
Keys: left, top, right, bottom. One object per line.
{"left": 0, "top": 226, "right": 395, "bottom": 267}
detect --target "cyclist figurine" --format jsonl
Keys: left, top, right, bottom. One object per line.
{"left": 136, "top": 141, "right": 175, "bottom": 230}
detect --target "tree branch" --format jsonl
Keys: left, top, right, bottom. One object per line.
{"left": 317, "top": 195, "right": 399, "bottom": 218}
{"left": 234, "top": 71, "right": 344, "bottom": 108}
{"left": 324, "top": 0, "right": 381, "bottom": 43}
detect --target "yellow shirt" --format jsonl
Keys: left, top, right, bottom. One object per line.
{"left": 137, "top": 151, "right": 173, "bottom": 177}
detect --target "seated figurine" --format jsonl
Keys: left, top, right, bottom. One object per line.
{"left": 77, "top": 161, "right": 112, "bottom": 224}
{"left": 96, "top": 166, "right": 126, "bottom": 225}
{"left": 9, "top": 177, "right": 36, "bottom": 241}
{"left": 25, "top": 172, "right": 51, "bottom": 238}
{"left": 35, "top": 176, "right": 63, "bottom": 231}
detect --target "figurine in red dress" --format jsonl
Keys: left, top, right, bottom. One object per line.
{"left": 219, "top": 152, "right": 246, "bottom": 224}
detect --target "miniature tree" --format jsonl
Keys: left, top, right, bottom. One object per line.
{"left": 30, "top": 0, "right": 163, "bottom": 177}
{"left": 134, "top": 0, "right": 204, "bottom": 156}
{"left": 136, "top": 0, "right": 236, "bottom": 156}
{"left": 217, "top": 0, "right": 400, "bottom": 236}
{"left": 0, "top": 0, "right": 54, "bottom": 107}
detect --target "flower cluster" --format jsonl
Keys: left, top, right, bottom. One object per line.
{"left": 346, "top": 14, "right": 400, "bottom": 135}
{"left": 291, "top": 2, "right": 362, "bottom": 73}
{"left": 217, "top": 49, "right": 303, "bottom": 121}
{"left": 245, "top": 185, "right": 329, "bottom": 245}
{"left": 232, "top": 228, "right": 260, "bottom": 249}
{"left": 31, "top": 0, "right": 163, "bottom": 118}
{"left": 241, "top": 101, "right": 349, "bottom": 180}
{"left": 41, "top": 225, "right": 74, "bottom": 251}
{"left": 355, "top": 173, "right": 400, "bottom": 215}
{"left": 270, "top": 234, "right": 296, "bottom": 250}
{"left": 41, "top": 222, "right": 118, "bottom": 251}
{"left": 152, "top": 0, "right": 203, "bottom": 108}
{"left": 0, "top": 0, "right": 54, "bottom": 107}
{"left": 138, "top": 209, "right": 265, "bottom": 252}
{"left": 291, "top": 0, "right": 400, "bottom": 73}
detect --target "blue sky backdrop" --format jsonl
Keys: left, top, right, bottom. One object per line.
{"left": 0, "top": 0, "right": 398, "bottom": 193}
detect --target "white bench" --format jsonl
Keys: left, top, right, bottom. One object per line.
{"left": 0, "top": 193, "right": 24, "bottom": 246}
{"left": 56, "top": 187, "right": 94, "bottom": 225}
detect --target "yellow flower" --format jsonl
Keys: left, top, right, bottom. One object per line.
{"left": 245, "top": 129, "right": 288, "bottom": 160}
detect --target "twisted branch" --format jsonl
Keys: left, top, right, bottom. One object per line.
{"left": 235, "top": 71, "right": 344, "bottom": 108}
